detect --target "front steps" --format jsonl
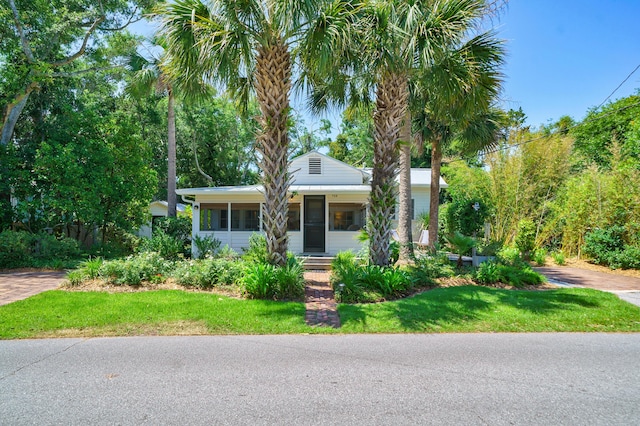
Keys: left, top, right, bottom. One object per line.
{"left": 302, "top": 256, "right": 334, "bottom": 271}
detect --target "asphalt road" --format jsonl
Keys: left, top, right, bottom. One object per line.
{"left": 2, "top": 334, "right": 640, "bottom": 425}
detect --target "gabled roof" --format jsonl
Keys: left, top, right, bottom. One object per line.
{"left": 291, "top": 151, "right": 370, "bottom": 181}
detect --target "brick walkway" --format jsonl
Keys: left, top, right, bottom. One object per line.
{"left": 0, "top": 271, "right": 67, "bottom": 306}
{"left": 304, "top": 271, "right": 340, "bottom": 328}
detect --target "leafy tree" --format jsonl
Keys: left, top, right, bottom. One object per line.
{"left": 570, "top": 91, "right": 640, "bottom": 169}
{"left": 289, "top": 115, "right": 332, "bottom": 158}
{"left": 177, "top": 97, "right": 260, "bottom": 188}
{"left": 127, "top": 36, "right": 209, "bottom": 217}
{"left": 0, "top": 0, "right": 157, "bottom": 145}
{"left": 159, "top": 0, "right": 355, "bottom": 266}
{"left": 328, "top": 107, "right": 374, "bottom": 167}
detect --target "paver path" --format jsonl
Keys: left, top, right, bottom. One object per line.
{"left": 304, "top": 271, "right": 340, "bottom": 328}
{"left": 0, "top": 270, "right": 67, "bottom": 306}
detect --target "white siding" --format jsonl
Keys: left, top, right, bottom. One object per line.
{"left": 290, "top": 153, "right": 364, "bottom": 185}
{"left": 327, "top": 231, "right": 365, "bottom": 255}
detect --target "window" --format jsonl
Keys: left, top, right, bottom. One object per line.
{"left": 200, "top": 204, "right": 228, "bottom": 231}
{"left": 329, "top": 203, "right": 366, "bottom": 231}
{"left": 309, "top": 157, "right": 321, "bottom": 174}
{"left": 288, "top": 203, "right": 300, "bottom": 231}
{"left": 231, "top": 203, "right": 260, "bottom": 231}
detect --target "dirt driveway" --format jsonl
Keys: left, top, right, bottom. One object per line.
{"left": 0, "top": 270, "right": 67, "bottom": 306}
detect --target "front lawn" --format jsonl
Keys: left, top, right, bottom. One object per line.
{"left": 1, "top": 286, "right": 640, "bottom": 339}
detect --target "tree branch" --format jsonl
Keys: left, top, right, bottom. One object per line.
{"left": 7, "top": 0, "right": 36, "bottom": 63}
{"left": 51, "top": 15, "right": 106, "bottom": 68}
{"left": 98, "top": 7, "right": 142, "bottom": 31}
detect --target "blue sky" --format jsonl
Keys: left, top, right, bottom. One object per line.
{"left": 136, "top": 1, "right": 640, "bottom": 134}
{"left": 498, "top": 0, "right": 640, "bottom": 128}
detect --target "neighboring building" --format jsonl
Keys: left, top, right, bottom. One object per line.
{"left": 176, "top": 151, "right": 447, "bottom": 256}
{"left": 138, "top": 201, "right": 187, "bottom": 239}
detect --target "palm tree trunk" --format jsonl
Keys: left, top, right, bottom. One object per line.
{"left": 254, "top": 39, "right": 292, "bottom": 267}
{"left": 167, "top": 88, "right": 177, "bottom": 217}
{"left": 369, "top": 72, "right": 408, "bottom": 267}
{"left": 428, "top": 135, "right": 442, "bottom": 250}
{"left": 397, "top": 110, "right": 413, "bottom": 262}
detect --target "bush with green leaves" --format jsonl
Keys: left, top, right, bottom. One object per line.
{"left": 408, "top": 251, "right": 455, "bottom": 286}
{"left": 193, "top": 234, "right": 222, "bottom": 259}
{"left": 533, "top": 248, "right": 547, "bottom": 266}
{"left": 475, "top": 260, "right": 545, "bottom": 287}
{"left": 551, "top": 251, "right": 566, "bottom": 265}
{"left": 99, "top": 252, "right": 173, "bottom": 286}
{"left": 445, "top": 196, "right": 490, "bottom": 236}
{"left": 582, "top": 225, "right": 625, "bottom": 266}
{"left": 173, "top": 258, "right": 244, "bottom": 289}
{"left": 138, "top": 230, "right": 185, "bottom": 260}
{"left": 330, "top": 251, "right": 413, "bottom": 303}
{"left": 242, "top": 233, "right": 270, "bottom": 264}
{"left": 515, "top": 219, "right": 536, "bottom": 259}
{"left": 153, "top": 216, "right": 192, "bottom": 244}
{"left": 497, "top": 246, "right": 522, "bottom": 266}
{"left": 242, "top": 254, "right": 305, "bottom": 300}
{"left": 0, "top": 230, "right": 81, "bottom": 269}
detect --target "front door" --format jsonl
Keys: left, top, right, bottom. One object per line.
{"left": 304, "top": 195, "right": 325, "bottom": 252}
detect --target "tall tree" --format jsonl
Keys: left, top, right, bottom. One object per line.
{"left": 0, "top": 0, "right": 156, "bottom": 145}
{"left": 413, "top": 30, "right": 505, "bottom": 249}
{"left": 306, "top": 0, "right": 489, "bottom": 266}
{"left": 158, "top": 0, "right": 355, "bottom": 266}
{"left": 127, "top": 36, "right": 208, "bottom": 217}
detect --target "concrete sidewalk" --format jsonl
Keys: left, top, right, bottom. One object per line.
{"left": 535, "top": 266, "right": 640, "bottom": 307}
{"left": 0, "top": 271, "right": 66, "bottom": 306}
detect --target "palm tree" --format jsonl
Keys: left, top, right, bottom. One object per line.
{"left": 127, "top": 38, "right": 185, "bottom": 218}
{"left": 157, "top": 0, "right": 356, "bottom": 266}
{"left": 413, "top": 31, "right": 505, "bottom": 250}
{"left": 306, "top": 0, "right": 489, "bottom": 266}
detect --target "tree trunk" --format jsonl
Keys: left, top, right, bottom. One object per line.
{"left": 428, "top": 136, "right": 442, "bottom": 250}
{"left": 1, "top": 85, "right": 36, "bottom": 145}
{"left": 254, "top": 39, "right": 292, "bottom": 267}
{"left": 167, "top": 88, "right": 177, "bottom": 217}
{"left": 397, "top": 110, "right": 413, "bottom": 262}
{"left": 369, "top": 72, "right": 408, "bottom": 267}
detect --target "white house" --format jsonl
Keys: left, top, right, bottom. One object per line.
{"left": 138, "top": 201, "right": 187, "bottom": 238}
{"left": 176, "top": 151, "right": 447, "bottom": 256}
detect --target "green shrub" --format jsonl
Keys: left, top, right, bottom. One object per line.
{"left": 330, "top": 251, "right": 413, "bottom": 303}
{"left": 193, "top": 234, "right": 222, "bottom": 259}
{"left": 0, "top": 230, "right": 32, "bottom": 268}
{"left": 515, "top": 219, "right": 536, "bottom": 259}
{"left": 65, "top": 269, "right": 87, "bottom": 286}
{"left": 608, "top": 246, "right": 640, "bottom": 270}
{"left": 243, "top": 262, "right": 278, "bottom": 299}
{"left": 497, "top": 246, "right": 522, "bottom": 266}
{"left": 446, "top": 196, "right": 490, "bottom": 236}
{"left": 444, "top": 231, "right": 476, "bottom": 268}
{"left": 0, "top": 230, "right": 82, "bottom": 269}
{"left": 98, "top": 252, "right": 172, "bottom": 286}
{"left": 274, "top": 256, "right": 305, "bottom": 300}
{"left": 154, "top": 216, "right": 191, "bottom": 243}
{"left": 407, "top": 252, "right": 454, "bottom": 286}
{"left": 138, "top": 230, "right": 185, "bottom": 260}
{"left": 475, "top": 260, "right": 544, "bottom": 287}
{"left": 476, "top": 260, "right": 500, "bottom": 284}
{"left": 551, "top": 251, "right": 566, "bottom": 265}
{"left": 173, "top": 258, "right": 243, "bottom": 289}
{"left": 582, "top": 226, "right": 626, "bottom": 266}
{"left": 242, "top": 233, "right": 269, "bottom": 264}
{"left": 533, "top": 248, "right": 547, "bottom": 266}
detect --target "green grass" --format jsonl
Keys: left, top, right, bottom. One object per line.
{"left": 339, "top": 286, "right": 640, "bottom": 333}
{"left": 1, "top": 286, "right": 640, "bottom": 339}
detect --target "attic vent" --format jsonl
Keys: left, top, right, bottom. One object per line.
{"left": 309, "top": 157, "right": 322, "bottom": 174}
